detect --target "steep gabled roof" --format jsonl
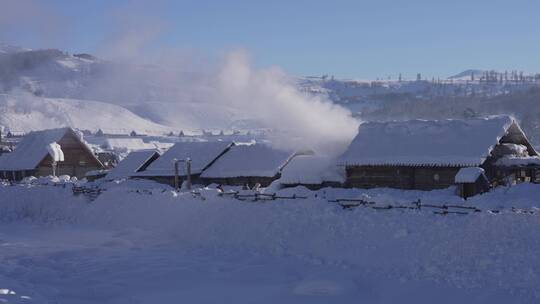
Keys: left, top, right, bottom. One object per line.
{"left": 135, "top": 141, "right": 233, "bottom": 177}
{"left": 201, "top": 144, "right": 295, "bottom": 178}
{"left": 106, "top": 149, "right": 160, "bottom": 179}
{"left": 339, "top": 116, "right": 532, "bottom": 167}
{"left": 0, "top": 128, "right": 77, "bottom": 170}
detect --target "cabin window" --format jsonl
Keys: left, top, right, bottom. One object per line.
{"left": 433, "top": 173, "right": 440, "bottom": 182}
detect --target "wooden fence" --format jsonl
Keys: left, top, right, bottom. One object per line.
{"left": 72, "top": 185, "right": 105, "bottom": 201}
{"left": 66, "top": 185, "right": 540, "bottom": 216}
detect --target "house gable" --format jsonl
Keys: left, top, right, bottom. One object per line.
{"left": 0, "top": 128, "right": 104, "bottom": 179}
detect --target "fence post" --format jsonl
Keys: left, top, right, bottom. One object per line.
{"left": 173, "top": 158, "right": 179, "bottom": 191}
{"left": 185, "top": 158, "right": 192, "bottom": 190}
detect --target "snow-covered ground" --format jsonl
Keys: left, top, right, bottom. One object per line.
{"left": 1, "top": 179, "right": 540, "bottom": 303}
{"left": 0, "top": 94, "right": 172, "bottom": 135}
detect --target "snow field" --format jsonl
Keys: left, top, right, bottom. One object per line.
{"left": 1, "top": 180, "right": 540, "bottom": 303}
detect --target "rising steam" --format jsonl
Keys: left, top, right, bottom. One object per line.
{"left": 88, "top": 49, "right": 359, "bottom": 156}
{"left": 214, "top": 51, "right": 359, "bottom": 155}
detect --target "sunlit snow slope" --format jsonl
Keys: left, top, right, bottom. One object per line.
{"left": 0, "top": 94, "right": 171, "bottom": 134}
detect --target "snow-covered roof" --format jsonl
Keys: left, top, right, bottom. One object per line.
{"left": 279, "top": 155, "right": 345, "bottom": 185}
{"left": 136, "top": 141, "right": 233, "bottom": 177}
{"left": 149, "top": 141, "right": 174, "bottom": 151}
{"left": 104, "top": 138, "right": 154, "bottom": 151}
{"left": 455, "top": 167, "right": 486, "bottom": 183}
{"left": 339, "top": 116, "right": 519, "bottom": 167}
{"left": 106, "top": 150, "right": 159, "bottom": 179}
{"left": 201, "top": 144, "right": 295, "bottom": 178}
{"left": 0, "top": 128, "right": 71, "bottom": 170}
{"left": 495, "top": 156, "right": 540, "bottom": 167}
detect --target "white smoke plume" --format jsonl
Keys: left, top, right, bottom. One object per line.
{"left": 213, "top": 51, "right": 359, "bottom": 155}
{"left": 85, "top": 48, "right": 359, "bottom": 156}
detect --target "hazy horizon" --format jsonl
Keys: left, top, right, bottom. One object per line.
{"left": 2, "top": 0, "right": 539, "bottom": 79}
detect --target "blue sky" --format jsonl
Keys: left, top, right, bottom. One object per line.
{"left": 2, "top": 0, "right": 540, "bottom": 79}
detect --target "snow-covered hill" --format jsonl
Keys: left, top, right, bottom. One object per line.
{"left": 0, "top": 46, "right": 319, "bottom": 133}
{"left": 2, "top": 43, "right": 540, "bottom": 148}
{"left": 0, "top": 94, "right": 172, "bottom": 134}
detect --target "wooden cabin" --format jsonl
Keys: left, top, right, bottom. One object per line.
{"left": 133, "top": 141, "right": 233, "bottom": 186}
{"left": 339, "top": 116, "right": 540, "bottom": 197}
{"left": 0, "top": 128, "right": 104, "bottom": 180}
{"left": 200, "top": 144, "right": 296, "bottom": 188}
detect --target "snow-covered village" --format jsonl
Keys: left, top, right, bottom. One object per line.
{"left": 2, "top": 1, "right": 540, "bottom": 303}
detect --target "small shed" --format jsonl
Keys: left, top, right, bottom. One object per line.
{"left": 201, "top": 143, "right": 296, "bottom": 187}
{"left": 0, "top": 127, "right": 104, "bottom": 180}
{"left": 134, "top": 141, "right": 233, "bottom": 186}
{"left": 455, "top": 167, "right": 490, "bottom": 199}
{"left": 279, "top": 155, "right": 345, "bottom": 190}
{"left": 105, "top": 149, "right": 160, "bottom": 180}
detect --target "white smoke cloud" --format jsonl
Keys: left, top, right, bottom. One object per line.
{"left": 85, "top": 47, "right": 359, "bottom": 156}
{"left": 213, "top": 51, "right": 359, "bottom": 155}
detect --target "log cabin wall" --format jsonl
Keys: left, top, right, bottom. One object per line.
{"left": 345, "top": 166, "right": 460, "bottom": 190}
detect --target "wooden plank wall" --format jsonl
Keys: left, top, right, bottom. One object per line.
{"left": 346, "top": 166, "right": 460, "bottom": 190}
